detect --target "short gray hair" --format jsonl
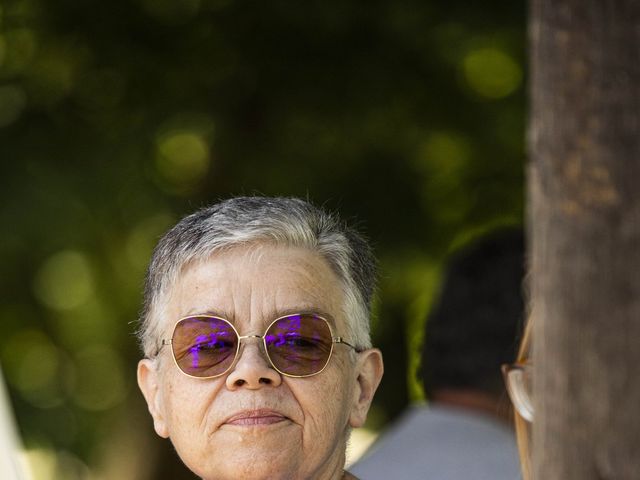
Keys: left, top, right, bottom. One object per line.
{"left": 138, "top": 196, "right": 377, "bottom": 357}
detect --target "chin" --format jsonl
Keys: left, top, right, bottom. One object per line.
{"left": 194, "top": 462, "right": 303, "bottom": 480}
{"left": 178, "top": 443, "right": 307, "bottom": 480}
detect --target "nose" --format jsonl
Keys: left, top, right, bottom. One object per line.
{"left": 225, "top": 338, "right": 282, "bottom": 390}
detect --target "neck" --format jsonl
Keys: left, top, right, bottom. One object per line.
{"left": 430, "top": 388, "right": 511, "bottom": 424}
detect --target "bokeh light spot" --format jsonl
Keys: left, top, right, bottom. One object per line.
{"left": 2, "top": 330, "right": 64, "bottom": 408}
{"left": 126, "top": 212, "right": 175, "bottom": 271}
{"left": 24, "top": 448, "right": 57, "bottom": 480}
{"left": 415, "top": 131, "right": 473, "bottom": 224}
{"left": 462, "top": 48, "right": 522, "bottom": 99}
{"left": 52, "top": 299, "right": 116, "bottom": 350}
{"left": 33, "top": 251, "right": 95, "bottom": 311}
{"left": 0, "top": 85, "right": 27, "bottom": 127}
{"left": 418, "top": 131, "right": 471, "bottom": 173}
{"left": 155, "top": 131, "right": 210, "bottom": 192}
{"left": 69, "top": 345, "right": 127, "bottom": 411}
{"left": 2, "top": 29, "right": 38, "bottom": 74}
{"left": 24, "top": 448, "right": 90, "bottom": 480}
{"left": 346, "top": 428, "right": 379, "bottom": 467}
{"left": 28, "top": 47, "right": 77, "bottom": 106}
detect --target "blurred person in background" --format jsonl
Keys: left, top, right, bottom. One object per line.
{"left": 350, "top": 228, "right": 524, "bottom": 480}
{"left": 136, "top": 196, "right": 384, "bottom": 480}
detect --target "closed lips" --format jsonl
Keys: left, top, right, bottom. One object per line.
{"left": 224, "top": 409, "right": 289, "bottom": 426}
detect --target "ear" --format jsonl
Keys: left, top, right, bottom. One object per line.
{"left": 137, "top": 359, "right": 170, "bottom": 438}
{"left": 349, "top": 348, "right": 384, "bottom": 428}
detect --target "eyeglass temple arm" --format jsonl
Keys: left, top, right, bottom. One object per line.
{"left": 153, "top": 339, "right": 172, "bottom": 356}
{"left": 333, "top": 337, "right": 361, "bottom": 352}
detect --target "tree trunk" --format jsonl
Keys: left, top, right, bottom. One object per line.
{"left": 528, "top": 1, "right": 640, "bottom": 478}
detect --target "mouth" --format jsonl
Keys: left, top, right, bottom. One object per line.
{"left": 223, "top": 409, "right": 290, "bottom": 427}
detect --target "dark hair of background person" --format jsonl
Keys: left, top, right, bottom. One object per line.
{"left": 419, "top": 228, "right": 525, "bottom": 399}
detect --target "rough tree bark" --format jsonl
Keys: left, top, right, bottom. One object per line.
{"left": 529, "top": 1, "right": 640, "bottom": 478}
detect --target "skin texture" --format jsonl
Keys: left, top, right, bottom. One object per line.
{"left": 138, "top": 244, "right": 383, "bottom": 480}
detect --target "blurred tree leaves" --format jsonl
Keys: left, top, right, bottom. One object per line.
{"left": 0, "top": 0, "right": 525, "bottom": 477}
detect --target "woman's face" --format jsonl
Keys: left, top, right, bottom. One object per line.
{"left": 137, "top": 244, "right": 382, "bottom": 480}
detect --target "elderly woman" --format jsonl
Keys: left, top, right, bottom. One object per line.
{"left": 136, "top": 196, "right": 384, "bottom": 480}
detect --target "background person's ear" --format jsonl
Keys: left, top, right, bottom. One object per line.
{"left": 137, "top": 359, "right": 170, "bottom": 438}
{"left": 349, "top": 349, "right": 384, "bottom": 428}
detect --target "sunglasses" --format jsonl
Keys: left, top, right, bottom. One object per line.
{"left": 161, "top": 313, "right": 358, "bottom": 378}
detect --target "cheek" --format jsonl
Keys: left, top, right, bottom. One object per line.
{"left": 297, "top": 371, "right": 355, "bottom": 441}
{"left": 160, "top": 374, "right": 218, "bottom": 434}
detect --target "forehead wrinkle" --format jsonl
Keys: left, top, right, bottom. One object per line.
{"left": 172, "top": 244, "right": 347, "bottom": 334}
{"left": 175, "top": 270, "right": 234, "bottom": 315}
{"left": 224, "top": 244, "right": 272, "bottom": 327}
{"left": 264, "top": 306, "right": 338, "bottom": 325}
{"left": 267, "top": 266, "right": 346, "bottom": 336}
{"left": 182, "top": 307, "right": 235, "bottom": 320}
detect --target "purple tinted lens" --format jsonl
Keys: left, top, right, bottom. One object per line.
{"left": 172, "top": 317, "right": 238, "bottom": 377}
{"left": 265, "top": 314, "right": 333, "bottom": 376}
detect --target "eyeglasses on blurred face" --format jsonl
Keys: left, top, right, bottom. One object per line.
{"left": 502, "top": 362, "right": 533, "bottom": 422}
{"left": 160, "top": 313, "right": 358, "bottom": 379}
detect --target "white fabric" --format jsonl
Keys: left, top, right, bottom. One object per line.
{"left": 349, "top": 405, "right": 522, "bottom": 480}
{"left": 0, "top": 367, "right": 30, "bottom": 480}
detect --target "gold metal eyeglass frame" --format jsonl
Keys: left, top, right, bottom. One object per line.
{"left": 159, "top": 313, "right": 358, "bottom": 379}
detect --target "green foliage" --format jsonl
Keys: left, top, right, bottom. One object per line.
{"left": 0, "top": 0, "right": 525, "bottom": 477}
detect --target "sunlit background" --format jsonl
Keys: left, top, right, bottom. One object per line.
{"left": 0, "top": 0, "right": 525, "bottom": 478}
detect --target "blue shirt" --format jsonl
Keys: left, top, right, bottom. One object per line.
{"left": 349, "top": 404, "right": 522, "bottom": 480}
